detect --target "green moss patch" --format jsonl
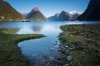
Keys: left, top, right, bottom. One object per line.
{"left": 59, "top": 24, "right": 100, "bottom": 66}
{"left": 0, "top": 34, "right": 44, "bottom": 66}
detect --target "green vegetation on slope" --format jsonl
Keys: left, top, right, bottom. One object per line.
{"left": 30, "top": 11, "right": 47, "bottom": 21}
{"left": 0, "top": 0, "right": 24, "bottom": 21}
{"left": 59, "top": 25, "right": 100, "bottom": 66}
{"left": 0, "top": 33, "right": 44, "bottom": 66}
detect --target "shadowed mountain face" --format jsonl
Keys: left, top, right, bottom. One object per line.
{"left": 0, "top": 0, "right": 24, "bottom": 21}
{"left": 25, "top": 7, "right": 47, "bottom": 21}
{"left": 58, "top": 11, "right": 71, "bottom": 21}
{"left": 77, "top": 0, "right": 100, "bottom": 21}
{"left": 48, "top": 13, "right": 59, "bottom": 21}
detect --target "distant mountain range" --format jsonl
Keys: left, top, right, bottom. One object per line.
{"left": 25, "top": 7, "right": 47, "bottom": 21}
{"left": 48, "top": 11, "right": 81, "bottom": 21}
{"left": 0, "top": 0, "right": 100, "bottom": 21}
{"left": 0, "top": 0, "right": 24, "bottom": 21}
{"left": 77, "top": 0, "right": 100, "bottom": 21}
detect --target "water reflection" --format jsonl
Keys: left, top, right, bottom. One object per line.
{"left": 16, "top": 26, "right": 42, "bottom": 34}
{"left": 0, "top": 21, "right": 100, "bottom": 66}
{"left": 17, "top": 22, "right": 63, "bottom": 66}
{"left": 15, "top": 22, "right": 63, "bottom": 36}
{"left": 33, "top": 26, "right": 42, "bottom": 33}
{"left": 16, "top": 27, "right": 34, "bottom": 34}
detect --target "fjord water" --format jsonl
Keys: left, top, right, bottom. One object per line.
{"left": 0, "top": 21, "right": 100, "bottom": 66}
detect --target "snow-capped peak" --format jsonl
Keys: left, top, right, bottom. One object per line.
{"left": 69, "top": 11, "right": 82, "bottom": 15}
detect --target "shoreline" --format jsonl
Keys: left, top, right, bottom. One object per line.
{"left": 0, "top": 33, "right": 44, "bottom": 66}
{"left": 58, "top": 24, "right": 100, "bottom": 66}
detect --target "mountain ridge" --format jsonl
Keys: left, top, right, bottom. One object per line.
{"left": 25, "top": 7, "right": 47, "bottom": 21}
{"left": 0, "top": 0, "right": 24, "bottom": 21}
{"left": 48, "top": 11, "right": 81, "bottom": 21}
{"left": 77, "top": 0, "right": 100, "bottom": 21}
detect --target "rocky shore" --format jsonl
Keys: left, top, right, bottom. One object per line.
{"left": 58, "top": 24, "right": 100, "bottom": 66}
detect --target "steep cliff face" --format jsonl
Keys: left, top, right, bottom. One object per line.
{"left": 77, "top": 0, "right": 100, "bottom": 21}
{"left": 25, "top": 7, "right": 47, "bottom": 21}
{"left": 0, "top": 0, "right": 24, "bottom": 21}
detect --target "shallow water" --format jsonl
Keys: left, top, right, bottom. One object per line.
{"left": 0, "top": 21, "right": 100, "bottom": 66}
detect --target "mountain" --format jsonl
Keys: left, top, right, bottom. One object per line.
{"left": 25, "top": 7, "right": 47, "bottom": 21}
{"left": 0, "top": 0, "right": 24, "bottom": 21}
{"left": 69, "top": 11, "right": 82, "bottom": 21}
{"left": 77, "top": 0, "right": 100, "bottom": 21}
{"left": 21, "top": 13, "right": 27, "bottom": 18}
{"left": 48, "top": 13, "right": 59, "bottom": 21}
{"left": 48, "top": 11, "right": 81, "bottom": 21}
{"left": 58, "top": 11, "right": 71, "bottom": 21}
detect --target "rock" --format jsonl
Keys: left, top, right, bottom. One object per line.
{"left": 65, "top": 46, "right": 68, "bottom": 48}
{"left": 67, "top": 55, "right": 72, "bottom": 61}
{"left": 49, "top": 56, "right": 54, "bottom": 61}
{"left": 64, "top": 64, "right": 69, "bottom": 66}
{"left": 50, "top": 48, "right": 55, "bottom": 51}
{"left": 54, "top": 43, "right": 57, "bottom": 45}
{"left": 65, "top": 50, "right": 70, "bottom": 55}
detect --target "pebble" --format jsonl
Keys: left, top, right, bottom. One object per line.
{"left": 67, "top": 55, "right": 72, "bottom": 61}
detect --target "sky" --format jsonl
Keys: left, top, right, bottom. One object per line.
{"left": 6, "top": 0, "right": 90, "bottom": 17}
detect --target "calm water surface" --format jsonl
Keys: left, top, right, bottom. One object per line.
{"left": 0, "top": 21, "right": 100, "bottom": 66}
